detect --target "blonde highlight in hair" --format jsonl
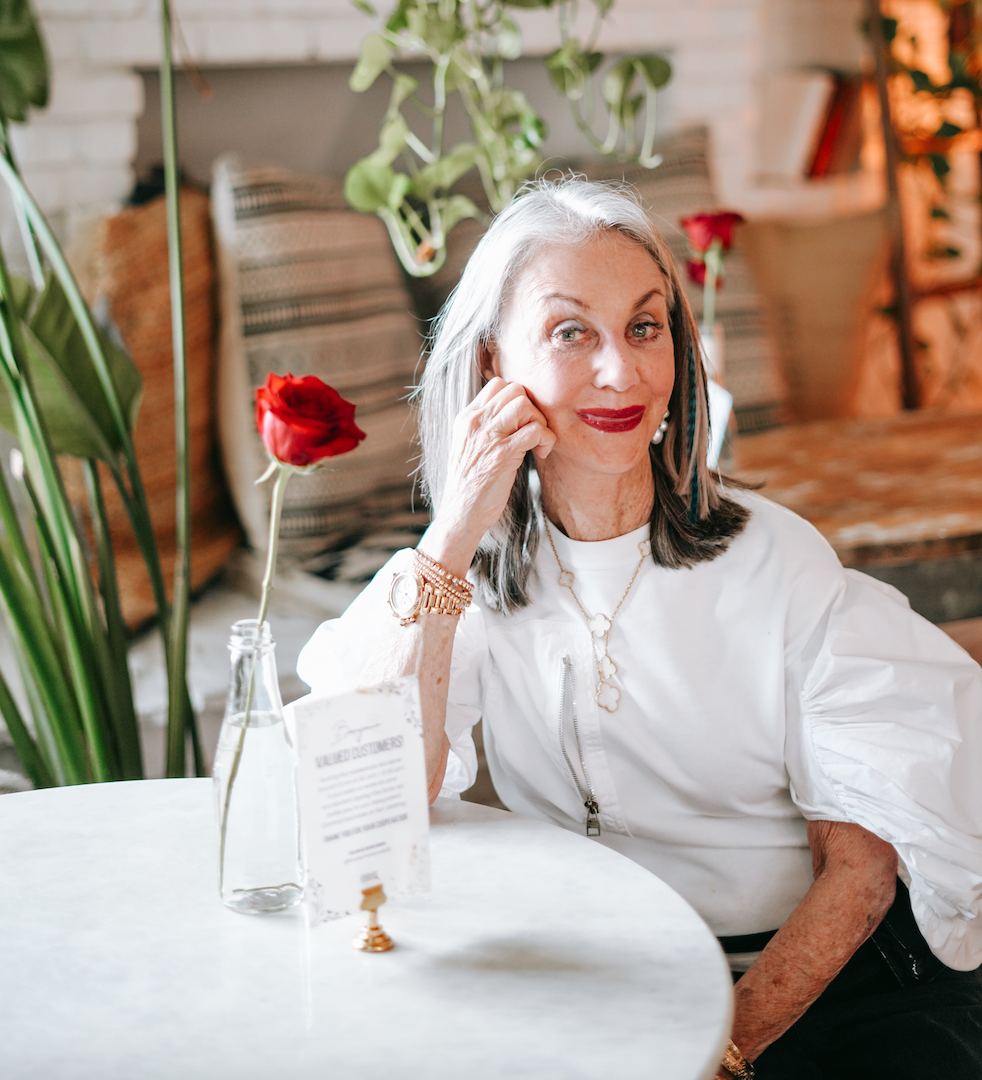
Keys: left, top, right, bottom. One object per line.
{"left": 416, "top": 176, "right": 749, "bottom": 612}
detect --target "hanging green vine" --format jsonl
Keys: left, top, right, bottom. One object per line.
{"left": 344, "top": 0, "right": 672, "bottom": 276}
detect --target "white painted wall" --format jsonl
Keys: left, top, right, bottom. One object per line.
{"left": 6, "top": 0, "right": 877, "bottom": 235}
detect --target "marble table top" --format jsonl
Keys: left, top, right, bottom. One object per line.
{"left": 0, "top": 779, "right": 732, "bottom": 1080}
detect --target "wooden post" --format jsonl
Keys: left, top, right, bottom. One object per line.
{"left": 866, "top": 0, "right": 919, "bottom": 410}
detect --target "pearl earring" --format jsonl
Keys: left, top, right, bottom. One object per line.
{"left": 651, "top": 410, "right": 670, "bottom": 445}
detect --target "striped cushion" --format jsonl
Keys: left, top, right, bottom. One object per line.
{"left": 212, "top": 159, "right": 423, "bottom": 563}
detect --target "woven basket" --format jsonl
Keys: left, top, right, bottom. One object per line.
{"left": 64, "top": 187, "right": 240, "bottom": 629}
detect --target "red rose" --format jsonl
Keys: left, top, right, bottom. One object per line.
{"left": 255, "top": 373, "right": 366, "bottom": 468}
{"left": 679, "top": 211, "right": 745, "bottom": 254}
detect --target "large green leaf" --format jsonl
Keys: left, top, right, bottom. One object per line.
{"left": 29, "top": 274, "right": 142, "bottom": 442}
{"left": 0, "top": 274, "right": 142, "bottom": 461}
{"left": 0, "top": 0, "right": 48, "bottom": 123}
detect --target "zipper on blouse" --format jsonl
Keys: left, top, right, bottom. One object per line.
{"left": 558, "top": 655, "right": 601, "bottom": 837}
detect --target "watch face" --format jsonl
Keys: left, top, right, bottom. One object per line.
{"left": 389, "top": 570, "right": 422, "bottom": 618}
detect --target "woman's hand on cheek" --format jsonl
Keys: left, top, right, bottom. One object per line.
{"left": 430, "top": 378, "right": 555, "bottom": 569}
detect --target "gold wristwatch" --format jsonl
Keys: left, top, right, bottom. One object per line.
{"left": 388, "top": 554, "right": 472, "bottom": 626}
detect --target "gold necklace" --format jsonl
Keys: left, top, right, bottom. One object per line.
{"left": 544, "top": 520, "right": 650, "bottom": 713}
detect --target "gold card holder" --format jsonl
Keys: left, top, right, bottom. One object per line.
{"left": 352, "top": 884, "right": 394, "bottom": 952}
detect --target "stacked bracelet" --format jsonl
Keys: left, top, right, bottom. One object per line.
{"left": 721, "top": 1040, "right": 754, "bottom": 1079}
{"left": 387, "top": 551, "right": 473, "bottom": 625}
{"left": 414, "top": 550, "right": 473, "bottom": 605}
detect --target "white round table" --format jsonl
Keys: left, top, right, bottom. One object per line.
{"left": 0, "top": 780, "right": 732, "bottom": 1080}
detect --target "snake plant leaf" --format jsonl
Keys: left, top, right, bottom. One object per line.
{"left": 412, "top": 142, "right": 479, "bottom": 201}
{"left": 0, "top": 324, "right": 115, "bottom": 461}
{"left": 28, "top": 273, "right": 142, "bottom": 443}
{"left": 0, "top": 273, "right": 141, "bottom": 461}
{"left": 350, "top": 32, "right": 391, "bottom": 93}
{"left": 0, "top": 0, "right": 49, "bottom": 123}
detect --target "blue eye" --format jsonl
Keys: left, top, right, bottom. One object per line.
{"left": 631, "top": 321, "right": 660, "bottom": 339}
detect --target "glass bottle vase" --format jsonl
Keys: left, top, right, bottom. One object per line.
{"left": 213, "top": 618, "right": 303, "bottom": 914}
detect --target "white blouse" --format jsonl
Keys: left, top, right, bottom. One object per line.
{"left": 297, "top": 492, "right": 982, "bottom": 970}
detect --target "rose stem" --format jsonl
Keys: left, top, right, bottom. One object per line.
{"left": 218, "top": 464, "right": 293, "bottom": 891}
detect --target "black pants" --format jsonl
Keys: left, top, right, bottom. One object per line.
{"left": 740, "top": 883, "right": 982, "bottom": 1079}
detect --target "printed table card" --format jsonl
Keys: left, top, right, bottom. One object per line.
{"left": 292, "top": 676, "right": 430, "bottom": 926}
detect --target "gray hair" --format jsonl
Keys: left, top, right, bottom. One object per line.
{"left": 416, "top": 176, "right": 748, "bottom": 612}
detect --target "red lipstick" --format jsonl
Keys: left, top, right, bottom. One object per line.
{"left": 576, "top": 406, "right": 646, "bottom": 433}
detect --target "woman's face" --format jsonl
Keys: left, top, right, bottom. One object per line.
{"left": 486, "top": 231, "right": 676, "bottom": 483}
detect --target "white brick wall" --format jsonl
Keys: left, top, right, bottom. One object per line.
{"left": 5, "top": 0, "right": 869, "bottom": 227}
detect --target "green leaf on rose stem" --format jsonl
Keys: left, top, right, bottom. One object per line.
{"left": 349, "top": 32, "right": 392, "bottom": 93}
{"left": 412, "top": 142, "right": 479, "bottom": 201}
{"left": 0, "top": 0, "right": 49, "bottom": 123}
{"left": 350, "top": 0, "right": 376, "bottom": 16}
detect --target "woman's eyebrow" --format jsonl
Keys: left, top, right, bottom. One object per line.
{"left": 537, "top": 286, "right": 665, "bottom": 312}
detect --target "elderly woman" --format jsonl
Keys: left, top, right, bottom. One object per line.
{"left": 298, "top": 178, "right": 982, "bottom": 1077}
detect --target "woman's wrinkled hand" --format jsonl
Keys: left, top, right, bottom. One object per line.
{"left": 426, "top": 378, "right": 556, "bottom": 574}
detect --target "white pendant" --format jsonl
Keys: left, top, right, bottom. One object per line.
{"left": 599, "top": 654, "right": 616, "bottom": 679}
{"left": 596, "top": 681, "right": 620, "bottom": 712}
{"left": 588, "top": 612, "right": 611, "bottom": 638}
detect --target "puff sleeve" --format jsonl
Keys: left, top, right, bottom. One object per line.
{"left": 785, "top": 568, "right": 982, "bottom": 970}
{"left": 295, "top": 550, "right": 487, "bottom": 795}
